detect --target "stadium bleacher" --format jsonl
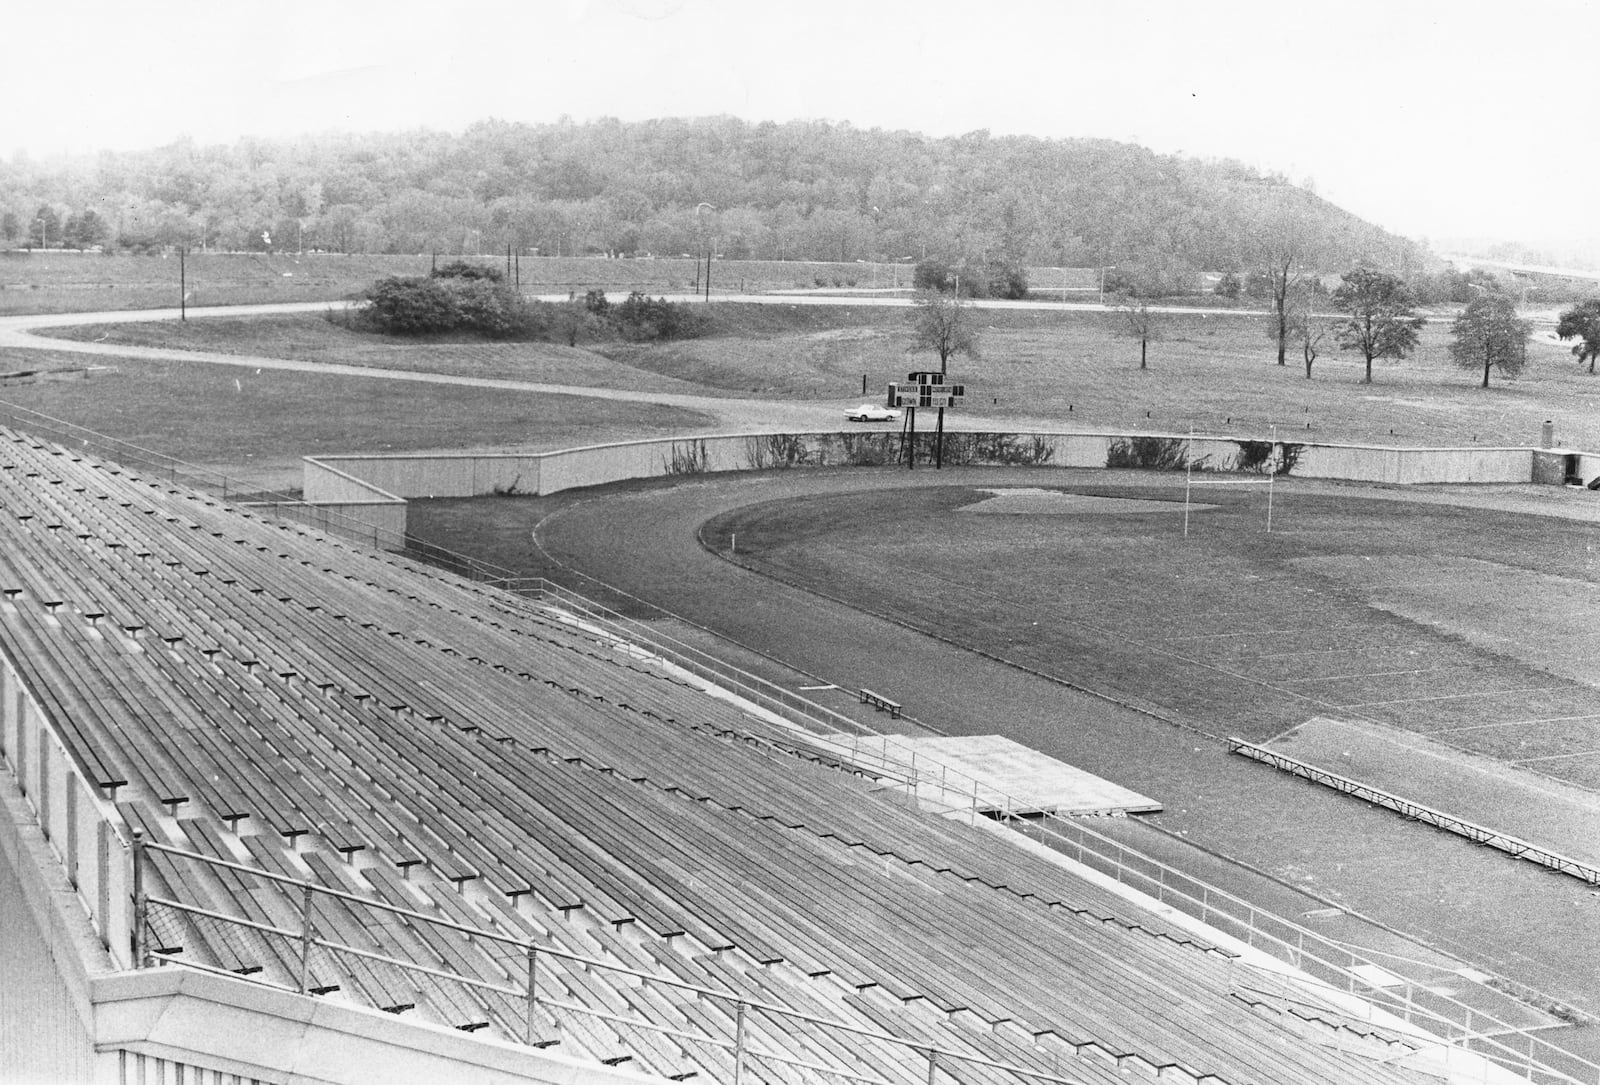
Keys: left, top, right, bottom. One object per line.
{"left": 0, "top": 425, "right": 1461, "bottom": 1084}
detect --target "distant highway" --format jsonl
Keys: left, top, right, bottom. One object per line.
{"left": 1442, "top": 252, "right": 1600, "bottom": 282}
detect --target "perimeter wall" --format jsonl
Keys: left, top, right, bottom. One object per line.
{"left": 302, "top": 432, "right": 1570, "bottom": 551}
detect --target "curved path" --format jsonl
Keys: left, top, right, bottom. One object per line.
{"left": 514, "top": 467, "right": 1600, "bottom": 1037}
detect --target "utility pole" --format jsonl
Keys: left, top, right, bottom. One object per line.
{"left": 179, "top": 246, "right": 186, "bottom": 322}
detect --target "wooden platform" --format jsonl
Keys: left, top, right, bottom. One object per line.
{"left": 901, "top": 734, "right": 1161, "bottom": 816}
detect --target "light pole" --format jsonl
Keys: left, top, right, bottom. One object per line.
{"left": 695, "top": 203, "right": 716, "bottom": 301}
{"left": 1100, "top": 265, "right": 1116, "bottom": 307}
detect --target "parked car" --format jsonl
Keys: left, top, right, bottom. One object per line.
{"left": 845, "top": 404, "right": 900, "bottom": 422}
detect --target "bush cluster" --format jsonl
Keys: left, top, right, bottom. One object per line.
{"left": 357, "top": 264, "right": 708, "bottom": 344}
{"left": 912, "top": 257, "right": 1029, "bottom": 300}
{"left": 612, "top": 291, "right": 711, "bottom": 341}
{"left": 363, "top": 265, "right": 543, "bottom": 338}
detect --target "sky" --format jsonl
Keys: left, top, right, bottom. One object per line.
{"left": 5, "top": 0, "right": 1596, "bottom": 249}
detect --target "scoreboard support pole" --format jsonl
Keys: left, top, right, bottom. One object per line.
{"left": 900, "top": 406, "right": 916, "bottom": 470}
{"left": 935, "top": 406, "right": 945, "bottom": 470}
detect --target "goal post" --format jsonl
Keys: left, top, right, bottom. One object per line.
{"left": 1183, "top": 426, "right": 1281, "bottom": 537}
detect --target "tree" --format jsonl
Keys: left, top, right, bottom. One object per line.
{"left": 908, "top": 289, "right": 978, "bottom": 373}
{"left": 1331, "top": 268, "right": 1425, "bottom": 383}
{"left": 62, "top": 209, "right": 109, "bottom": 249}
{"left": 1116, "top": 293, "right": 1160, "bottom": 370}
{"left": 1449, "top": 293, "right": 1531, "bottom": 388}
{"left": 1263, "top": 252, "right": 1307, "bottom": 366}
{"left": 1556, "top": 300, "right": 1600, "bottom": 374}
{"left": 1213, "top": 272, "right": 1241, "bottom": 299}
{"left": 0, "top": 212, "right": 17, "bottom": 246}
{"left": 1288, "top": 304, "right": 1327, "bottom": 379}
{"left": 1239, "top": 180, "right": 1314, "bottom": 363}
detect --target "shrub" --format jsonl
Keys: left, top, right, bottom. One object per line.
{"left": 362, "top": 274, "right": 538, "bottom": 338}
{"left": 431, "top": 260, "right": 503, "bottom": 282}
{"left": 612, "top": 291, "right": 711, "bottom": 341}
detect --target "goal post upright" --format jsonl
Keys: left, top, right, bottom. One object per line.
{"left": 1267, "top": 424, "right": 1276, "bottom": 535}
{"left": 1184, "top": 428, "right": 1194, "bottom": 538}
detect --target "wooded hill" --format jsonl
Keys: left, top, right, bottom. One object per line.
{"left": 0, "top": 117, "right": 1424, "bottom": 281}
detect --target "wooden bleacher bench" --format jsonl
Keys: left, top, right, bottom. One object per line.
{"left": 857, "top": 688, "right": 901, "bottom": 719}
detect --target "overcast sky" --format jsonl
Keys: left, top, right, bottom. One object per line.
{"left": 5, "top": 0, "right": 1595, "bottom": 248}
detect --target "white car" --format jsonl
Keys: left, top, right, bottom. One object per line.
{"left": 845, "top": 404, "right": 901, "bottom": 422}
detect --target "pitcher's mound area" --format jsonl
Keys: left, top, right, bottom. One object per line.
{"left": 960, "top": 487, "right": 1212, "bottom": 515}
{"left": 1268, "top": 717, "right": 1600, "bottom": 869}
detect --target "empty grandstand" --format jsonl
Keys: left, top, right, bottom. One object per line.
{"left": 0, "top": 424, "right": 1555, "bottom": 1084}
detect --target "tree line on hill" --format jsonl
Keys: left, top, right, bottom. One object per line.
{"left": 0, "top": 117, "right": 1423, "bottom": 284}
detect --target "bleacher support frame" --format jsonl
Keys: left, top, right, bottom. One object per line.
{"left": 1228, "top": 737, "right": 1600, "bottom": 886}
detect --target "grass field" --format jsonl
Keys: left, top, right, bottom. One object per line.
{"left": 700, "top": 479, "right": 1600, "bottom": 793}
{"left": 0, "top": 347, "right": 710, "bottom": 490}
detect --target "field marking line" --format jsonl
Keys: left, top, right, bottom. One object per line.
{"left": 1510, "top": 750, "right": 1600, "bottom": 764}
{"left": 1283, "top": 666, "right": 1458, "bottom": 684}
{"left": 1338, "top": 684, "right": 1575, "bottom": 709}
{"left": 1430, "top": 713, "right": 1600, "bottom": 734}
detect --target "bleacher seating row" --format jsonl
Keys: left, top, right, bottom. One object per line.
{"left": 0, "top": 426, "right": 1439, "bottom": 1085}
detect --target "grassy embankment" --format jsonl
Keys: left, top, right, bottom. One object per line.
{"left": 29, "top": 299, "right": 1600, "bottom": 457}
{"left": 0, "top": 250, "right": 938, "bottom": 316}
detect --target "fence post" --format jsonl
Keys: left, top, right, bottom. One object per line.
{"left": 926, "top": 1049, "right": 939, "bottom": 1084}
{"left": 733, "top": 1000, "right": 747, "bottom": 1085}
{"left": 525, "top": 943, "right": 539, "bottom": 1045}
{"left": 297, "top": 884, "right": 316, "bottom": 995}
{"left": 131, "top": 830, "right": 150, "bottom": 969}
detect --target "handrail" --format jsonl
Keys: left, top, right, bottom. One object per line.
{"left": 138, "top": 841, "right": 1113, "bottom": 1085}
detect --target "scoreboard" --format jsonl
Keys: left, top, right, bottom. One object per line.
{"left": 888, "top": 371, "right": 965, "bottom": 410}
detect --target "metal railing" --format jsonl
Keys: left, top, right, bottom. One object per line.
{"left": 134, "top": 837, "right": 1158, "bottom": 1085}
{"left": 1230, "top": 737, "right": 1600, "bottom": 886}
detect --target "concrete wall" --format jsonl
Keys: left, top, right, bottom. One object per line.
{"left": 0, "top": 753, "right": 103, "bottom": 1085}
{"left": 1297, "top": 444, "right": 1532, "bottom": 485}
{"left": 298, "top": 430, "right": 1580, "bottom": 554}
{"left": 93, "top": 969, "right": 664, "bottom": 1085}
{"left": 1, "top": 650, "right": 131, "bottom": 972}
{"left": 304, "top": 454, "right": 543, "bottom": 502}
{"left": 304, "top": 430, "right": 1559, "bottom": 503}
